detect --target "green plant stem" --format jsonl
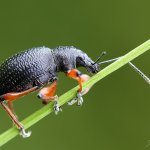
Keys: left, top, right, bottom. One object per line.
{"left": 0, "top": 39, "right": 150, "bottom": 147}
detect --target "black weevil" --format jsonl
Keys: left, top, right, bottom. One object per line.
{"left": 0, "top": 46, "right": 102, "bottom": 138}
{"left": 0, "top": 46, "right": 148, "bottom": 138}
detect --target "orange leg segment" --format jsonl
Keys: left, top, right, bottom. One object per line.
{"left": 38, "top": 81, "right": 57, "bottom": 104}
{"left": 2, "top": 86, "right": 38, "bottom": 101}
{"left": 67, "top": 69, "right": 83, "bottom": 92}
{"left": 66, "top": 69, "right": 91, "bottom": 106}
{"left": 66, "top": 69, "right": 91, "bottom": 95}
{"left": 7, "top": 100, "right": 17, "bottom": 118}
{"left": 38, "top": 81, "right": 61, "bottom": 114}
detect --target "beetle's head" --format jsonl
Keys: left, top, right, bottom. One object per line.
{"left": 53, "top": 46, "right": 106, "bottom": 74}
{"left": 76, "top": 51, "right": 106, "bottom": 74}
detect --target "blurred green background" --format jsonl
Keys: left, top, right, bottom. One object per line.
{"left": 0, "top": 0, "right": 150, "bottom": 150}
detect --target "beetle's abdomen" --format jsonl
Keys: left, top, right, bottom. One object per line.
{"left": 0, "top": 47, "right": 54, "bottom": 95}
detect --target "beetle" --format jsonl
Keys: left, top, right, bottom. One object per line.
{"left": 0, "top": 46, "right": 148, "bottom": 138}
{"left": 0, "top": 46, "right": 105, "bottom": 138}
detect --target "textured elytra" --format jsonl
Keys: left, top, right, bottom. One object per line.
{"left": 0, "top": 47, "right": 55, "bottom": 95}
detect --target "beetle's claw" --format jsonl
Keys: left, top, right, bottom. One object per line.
{"left": 68, "top": 92, "right": 84, "bottom": 106}
{"left": 19, "top": 128, "right": 31, "bottom": 138}
{"left": 53, "top": 101, "right": 62, "bottom": 115}
{"left": 76, "top": 92, "right": 83, "bottom": 106}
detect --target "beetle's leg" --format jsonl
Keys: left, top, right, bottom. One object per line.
{"left": 7, "top": 101, "right": 19, "bottom": 125}
{"left": 0, "top": 101, "right": 31, "bottom": 138}
{"left": 1, "top": 86, "right": 38, "bottom": 101}
{"left": 1, "top": 86, "right": 38, "bottom": 118}
{"left": 37, "top": 81, "right": 57, "bottom": 104}
{"left": 38, "top": 81, "right": 61, "bottom": 114}
{"left": 7, "top": 101, "right": 20, "bottom": 127}
{"left": 0, "top": 86, "right": 38, "bottom": 138}
{"left": 66, "top": 69, "right": 91, "bottom": 106}
{"left": 7, "top": 101, "right": 15, "bottom": 115}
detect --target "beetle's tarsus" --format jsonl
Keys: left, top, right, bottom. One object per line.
{"left": 19, "top": 128, "right": 31, "bottom": 138}
{"left": 67, "top": 98, "right": 77, "bottom": 105}
{"left": 53, "top": 101, "right": 62, "bottom": 115}
{"left": 68, "top": 92, "right": 83, "bottom": 106}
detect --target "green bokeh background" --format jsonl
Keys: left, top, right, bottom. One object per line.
{"left": 0, "top": 0, "right": 150, "bottom": 150}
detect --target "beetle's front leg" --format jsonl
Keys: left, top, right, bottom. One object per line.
{"left": 66, "top": 69, "right": 91, "bottom": 106}
{"left": 38, "top": 80, "right": 62, "bottom": 114}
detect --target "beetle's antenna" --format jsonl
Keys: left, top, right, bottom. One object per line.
{"left": 129, "top": 62, "right": 150, "bottom": 84}
{"left": 92, "top": 51, "right": 107, "bottom": 65}
{"left": 98, "top": 56, "right": 122, "bottom": 65}
{"left": 98, "top": 56, "right": 150, "bottom": 85}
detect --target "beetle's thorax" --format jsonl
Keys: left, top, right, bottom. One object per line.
{"left": 52, "top": 46, "right": 76, "bottom": 72}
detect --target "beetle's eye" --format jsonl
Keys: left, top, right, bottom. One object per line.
{"left": 76, "top": 57, "right": 85, "bottom": 66}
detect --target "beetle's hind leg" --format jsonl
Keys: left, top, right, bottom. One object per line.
{"left": 0, "top": 101, "right": 31, "bottom": 138}
{"left": 7, "top": 101, "right": 16, "bottom": 117}
{"left": 7, "top": 101, "right": 19, "bottom": 127}
{"left": 0, "top": 86, "right": 38, "bottom": 138}
{"left": 38, "top": 80, "right": 62, "bottom": 115}
{"left": 66, "top": 69, "right": 91, "bottom": 106}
